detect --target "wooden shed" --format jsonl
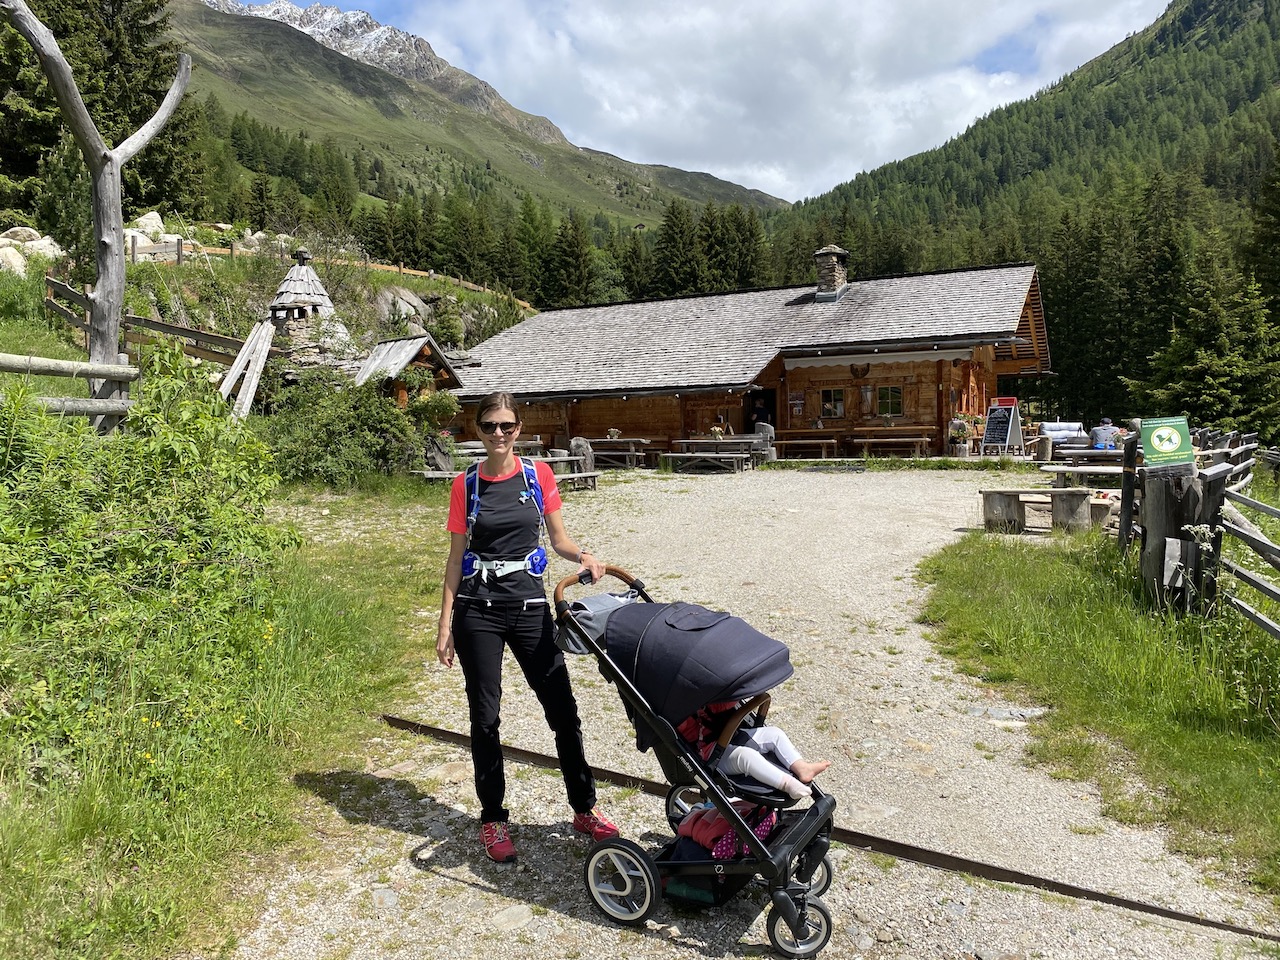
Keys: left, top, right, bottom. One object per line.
{"left": 451, "top": 248, "right": 1050, "bottom": 456}
{"left": 354, "top": 333, "right": 461, "bottom": 406}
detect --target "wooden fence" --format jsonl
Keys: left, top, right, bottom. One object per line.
{"left": 45, "top": 274, "right": 283, "bottom": 369}
{"left": 1116, "top": 427, "right": 1278, "bottom": 632}
{"left": 0, "top": 350, "right": 138, "bottom": 431}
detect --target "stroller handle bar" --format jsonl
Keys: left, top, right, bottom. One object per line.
{"left": 552, "top": 565, "right": 639, "bottom": 605}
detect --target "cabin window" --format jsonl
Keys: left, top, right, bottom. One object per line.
{"left": 877, "top": 385, "right": 903, "bottom": 417}
{"left": 820, "top": 389, "right": 845, "bottom": 419}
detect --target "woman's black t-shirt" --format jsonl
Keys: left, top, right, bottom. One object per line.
{"left": 447, "top": 463, "right": 558, "bottom": 602}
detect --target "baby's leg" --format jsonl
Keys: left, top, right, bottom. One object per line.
{"left": 720, "top": 744, "right": 810, "bottom": 799}
{"left": 741, "top": 726, "right": 830, "bottom": 783}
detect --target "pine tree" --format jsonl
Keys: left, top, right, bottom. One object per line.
{"left": 248, "top": 172, "right": 275, "bottom": 232}
{"left": 546, "top": 209, "right": 594, "bottom": 307}
{"left": 651, "top": 198, "right": 704, "bottom": 297}
{"left": 1135, "top": 232, "right": 1280, "bottom": 441}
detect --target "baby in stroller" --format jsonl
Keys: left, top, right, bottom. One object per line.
{"left": 677, "top": 700, "right": 831, "bottom": 800}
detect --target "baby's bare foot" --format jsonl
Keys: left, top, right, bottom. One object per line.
{"left": 791, "top": 759, "right": 831, "bottom": 784}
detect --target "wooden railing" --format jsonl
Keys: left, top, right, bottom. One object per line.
{"left": 1117, "top": 428, "right": 1259, "bottom": 614}
{"left": 0, "top": 350, "right": 138, "bottom": 429}
{"left": 45, "top": 274, "right": 282, "bottom": 368}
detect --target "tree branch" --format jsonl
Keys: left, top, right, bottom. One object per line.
{"left": 116, "top": 54, "right": 192, "bottom": 164}
{"left": 0, "top": 0, "right": 106, "bottom": 167}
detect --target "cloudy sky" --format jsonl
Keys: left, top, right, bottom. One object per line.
{"left": 272, "top": 0, "right": 1173, "bottom": 202}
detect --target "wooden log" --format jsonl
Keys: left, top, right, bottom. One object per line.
{"left": 1050, "top": 490, "right": 1092, "bottom": 531}
{"left": 124, "top": 314, "right": 282, "bottom": 356}
{"left": 0, "top": 351, "right": 138, "bottom": 380}
{"left": 123, "top": 330, "right": 238, "bottom": 367}
{"left": 32, "top": 396, "right": 133, "bottom": 415}
{"left": 981, "top": 492, "right": 1026, "bottom": 532}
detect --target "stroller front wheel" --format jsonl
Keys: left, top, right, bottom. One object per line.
{"left": 767, "top": 895, "right": 833, "bottom": 959}
{"left": 583, "top": 838, "right": 660, "bottom": 926}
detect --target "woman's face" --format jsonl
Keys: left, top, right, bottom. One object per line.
{"left": 477, "top": 406, "right": 521, "bottom": 452}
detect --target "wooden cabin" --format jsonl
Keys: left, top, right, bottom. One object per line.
{"left": 354, "top": 334, "right": 462, "bottom": 404}
{"left": 450, "top": 247, "right": 1051, "bottom": 456}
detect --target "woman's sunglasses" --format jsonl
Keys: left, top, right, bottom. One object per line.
{"left": 478, "top": 420, "right": 520, "bottom": 435}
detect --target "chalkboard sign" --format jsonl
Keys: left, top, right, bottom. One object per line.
{"left": 980, "top": 402, "right": 1023, "bottom": 454}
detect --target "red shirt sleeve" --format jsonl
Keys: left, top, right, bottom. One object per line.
{"left": 446, "top": 472, "right": 468, "bottom": 534}
{"left": 534, "top": 460, "right": 564, "bottom": 515}
{"left": 446, "top": 460, "right": 561, "bottom": 534}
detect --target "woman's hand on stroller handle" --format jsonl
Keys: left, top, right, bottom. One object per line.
{"left": 553, "top": 564, "right": 637, "bottom": 603}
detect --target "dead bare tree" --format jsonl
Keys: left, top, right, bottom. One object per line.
{"left": 0, "top": 0, "right": 190, "bottom": 429}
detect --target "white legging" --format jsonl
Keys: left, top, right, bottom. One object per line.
{"left": 718, "top": 725, "right": 802, "bottom": 791}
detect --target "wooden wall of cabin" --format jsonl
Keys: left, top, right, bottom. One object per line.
{"left": 455, "top": 393, "right": 747, "bottom": 449}
{"left": 781, "top": 361, "right": 939, "bottom": 431}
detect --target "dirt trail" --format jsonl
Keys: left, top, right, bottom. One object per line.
{"left": 206, "top": 471, "right": 1277, "bottom": 960}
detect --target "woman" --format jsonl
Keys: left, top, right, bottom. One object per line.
{"left": 436, "top": 392, "right": 618, "bottom": 863}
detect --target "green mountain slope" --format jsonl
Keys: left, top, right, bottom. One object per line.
{"left": 166, "top": 0, "right": 787, "bottom": 221}
{"left": 786, "top": 0, "right": 1280, "bottom": 244}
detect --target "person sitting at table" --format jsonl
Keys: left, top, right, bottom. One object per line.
{"left": 1089, "top": 417, "right": 1122, "bottom": 448}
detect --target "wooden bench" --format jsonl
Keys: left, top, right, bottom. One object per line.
{"left": 771, "top": 439, "right": 838, "bottom": 459}
{"left": 555, "top": 470, "right": 602, "bottom": 492}
{"left": 854, "top": 436, "right": 932, "bottom": 458}
{"left": 1039, "top": 464, "right": 1126, "bottom": 488}
{"left": 660, "top": 452, "right": 750, "bottom": 473}
{"left": 980, "top": 488, "right": 1109, "bottom": 533}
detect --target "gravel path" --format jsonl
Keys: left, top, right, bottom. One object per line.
{"left": 208, "top": 470, "right": 1278, "bottom": 960}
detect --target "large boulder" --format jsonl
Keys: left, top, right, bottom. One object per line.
{"left": 22, "top": 236, "right": 65, "bottom": 260}
{"left": 132, "top": 211, "right": 164, "bottom": 238}
{"left": 0, "top": 246, "right": 27, "bottom": 275}
{"left": 375, "top": 285, "right": 429, "bottom": 328}
{"left": 1, "top": 226, "right": 40, "bottom": 243}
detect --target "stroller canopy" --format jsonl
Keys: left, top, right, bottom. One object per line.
{"left": 603, "top": 601, "right": 794, "bottom": 751}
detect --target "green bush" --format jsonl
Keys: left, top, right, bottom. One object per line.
{"left": 0, "top": 344, "right": 311, "bottom": 956}
{"left": 253, "top": 368, "right": 428, "bottom": 487}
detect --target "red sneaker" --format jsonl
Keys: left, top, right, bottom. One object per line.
{"left": 480, "top": 821, "right": 516, "bottom": 862}
{"left": 572, "top": 807, "right": 620, "bottom": 841}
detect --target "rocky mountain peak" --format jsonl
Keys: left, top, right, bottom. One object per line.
{"left": 200, "top": 0, "right": 566, "bottom": 145}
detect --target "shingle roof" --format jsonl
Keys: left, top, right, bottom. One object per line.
{"left": 455, "top": 263, "right": 1039, "bottom": 401}
{"left": 354, "top": 334, "right": 462, "bottom": 389}
{"left": 270, "top": 263, "right": 335, "bottom": 317}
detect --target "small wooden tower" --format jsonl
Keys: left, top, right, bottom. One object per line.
{"left": 269, "top": 248, "right": 335, "bottom": 343}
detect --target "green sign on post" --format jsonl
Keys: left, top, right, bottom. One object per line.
{"left": 1140, "top": 416, "right": 1195, "bottom": 476}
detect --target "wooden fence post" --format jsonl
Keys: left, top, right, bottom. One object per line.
{"left": 1139, "top": 462, "right": 1232, "bottom": 613}
{"left": 130, "top": 234, "right": 137, "bottom": 264}
{"left": 176, "top": 239, "right": 184, "bottom": 267}
{"left": 1118, "top": 434, "right": 1140, "bottom": 553}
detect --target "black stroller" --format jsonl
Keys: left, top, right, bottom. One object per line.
{"left": 554, "top": 567, "right": 838, "bottom": 959}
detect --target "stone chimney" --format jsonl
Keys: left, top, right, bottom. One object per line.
{"left": 813, "top": 244, "right": 849, "bottom": 302}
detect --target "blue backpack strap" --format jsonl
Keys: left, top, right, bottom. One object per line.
{"left": 464, "top": 461, "right": 482, "bottom": 537}
{"left": 520, "top": 456, "right": 545, "bottom": 520}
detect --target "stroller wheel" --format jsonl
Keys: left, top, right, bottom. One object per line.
{"left": 664, "top": 784, "right": 705, "bottom": 832}
{"left": 767, "top": 895, "right": 832, "bottom": 959}
{"left": 795, "top": 853, "right": 834, "bottom": 897}
{"left": 583, "top": 838, "right": 660, "bottom": 926}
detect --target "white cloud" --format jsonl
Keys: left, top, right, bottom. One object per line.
{"left": 356, "top": 0, "right": 1172, "bottom": 201}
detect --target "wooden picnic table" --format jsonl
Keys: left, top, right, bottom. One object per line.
{"left": 773, "top": 428, "right": 840, "bottom": 458}
{"left": 671, "top": 436, "right": 763, "bottom": 465}
{"left": 587, "top": 437, "right": 650, "bottom": 469}
{"left": 845, "top": 425, "right": 936, "bottom": 458}
{"left": 1039, "top": 464, "right": 1126, "bottom": 488}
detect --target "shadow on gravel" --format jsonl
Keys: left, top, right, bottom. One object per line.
{"left": 295, "top": 769, "right": 770, "bottom": 957}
